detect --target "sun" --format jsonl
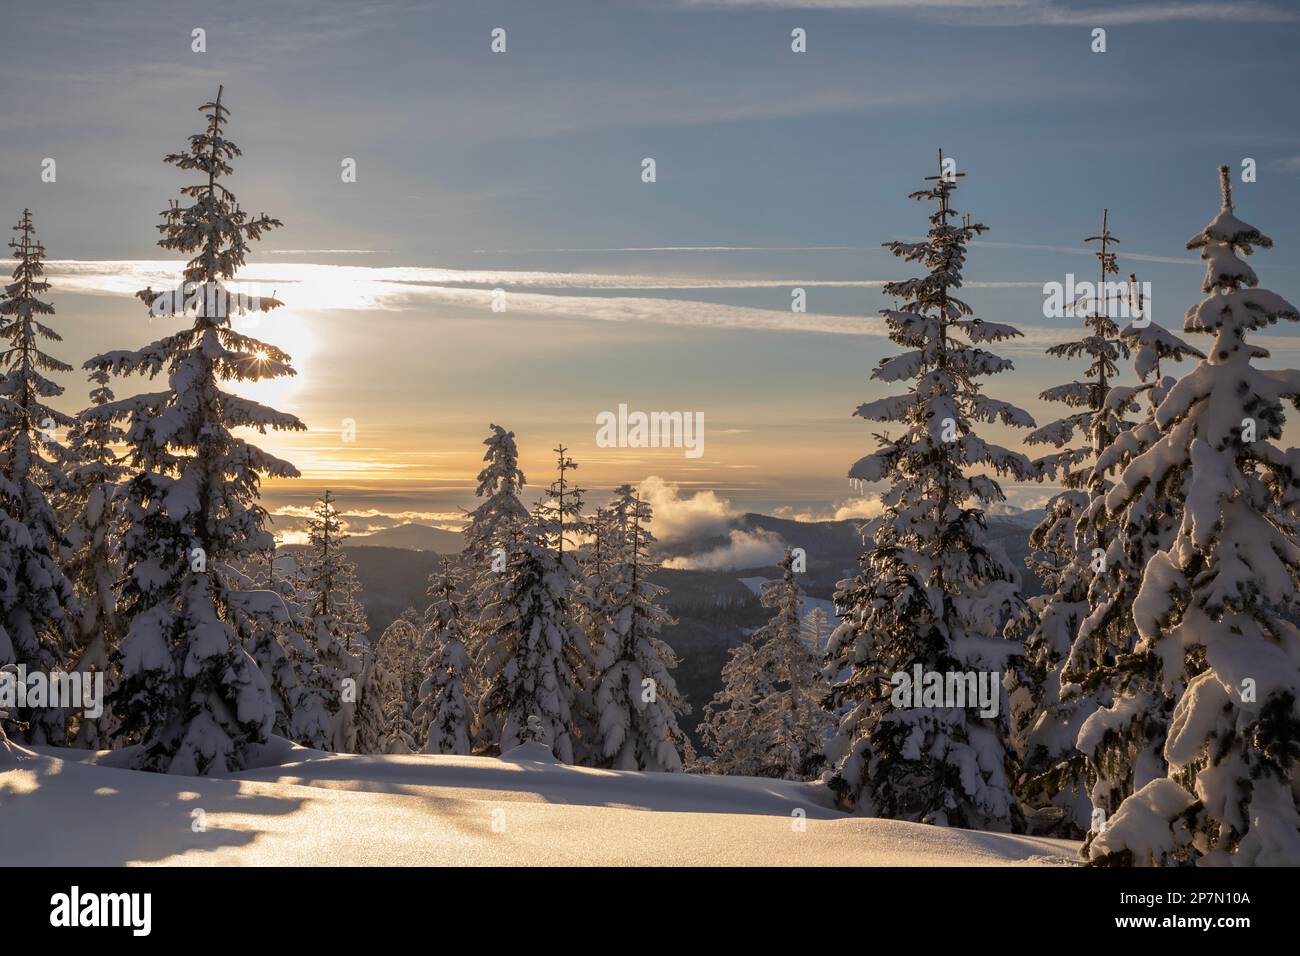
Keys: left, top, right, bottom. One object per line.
{"left": 229, "top": 310, "right": 316, "bottom": 407}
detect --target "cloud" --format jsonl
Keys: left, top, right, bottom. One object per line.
{"left": 42, "top": 259, "right": 1059, "bottom": 344}
{"left": 268, "top": 507, "right": 466, "bottom": 539}
{"left": 637, "top": 475, "right": 737, "bottom": 544}
{"left": 663, "top": 529, "right": 787, "bottom": 571}
{"left": 266, "top": 249, "right": 394, "bottom": 255}
{"left": 971, "top": 240, "right": 1198, "bottom": 267}
{"left": 773, "top": 496, "right": 886, "bottom": 522}
{"left": 677, "top": 0, "right": 1300, "bottom": 26}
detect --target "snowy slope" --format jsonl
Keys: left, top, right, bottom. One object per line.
{"left": 0, "top": 740, "right": 1079, "bottom": 866}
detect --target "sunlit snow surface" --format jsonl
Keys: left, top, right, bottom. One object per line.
{"left": 0, "top": 740, "right": 1079, "bottom": 866}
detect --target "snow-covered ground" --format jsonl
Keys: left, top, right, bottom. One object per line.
{"left": 0, "top": 739, "right": 1079, "bottom": 866}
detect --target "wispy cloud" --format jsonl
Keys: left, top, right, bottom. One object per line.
{"left": 678, "top": 0, "right": 1300, "bottom": 26}
{"left": 471, "top": 245, "right": 876, "bottom": 254}
{"left": 971, "top": 240, "right": 1199, "bottom": 266}
{"left": 44, "top": 259, "right": 1057, "bottom": 343}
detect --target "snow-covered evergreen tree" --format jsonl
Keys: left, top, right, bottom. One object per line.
{"left": 0, "top": 664, "right": 21, "bottom": 766}
{"left": 541, "top": 444, "right": 586, "bottom": 561}
{"left": 294, "top": 491, "right": 367, "bottom": 752}
{"left": 571, "top": 502, "right": 622, "bottom": 763}
{"left": 699, "top": 550, "right": 828, "bottom": 779}
{"left": 414, "top": 563, "right": 471, "bottom": 755}
{"left": 223, "top": 557, "right": 301, "bottom": 742}
{"left": 1089, "top": 167, "right": 1300, "bottom": 866}
{"left": 1005, "top": 210, "right": 1138, "bottom": 832}
{"left": 1068, "top": 313, "right": 1202, "bottom": 847}
{"left": 381, "top": 688, "right": 416, "bottom": 755}
{"left": 63, "top": 370, "right": 128, "bottom": 748}
{"left": 824, "top": 151, "right": 1035, "bottom": 830}
{"left": 84, "top": 88, "right": 304, "bottom": 773}
{"left": 356, "top": 618, "right": 411, "bottom": 754}
{"left": 803, "top": 605, "right": 828, "bottom": 655}
{"left": 536, "top": 447, "right": 602, "bottom": 760}
{"left": 459, "top": 424, "right": 528, "bottom": 744}
{"left": 696, "top": 641, "right": 767, "bottom": 776}
{"left": 0, "top": 209, "right": 79, "bottom": 745}
{"left": 461, "top": 424, "right": 529, "bottom": 567}
{"left": 476, "top": 508, "right": 584, "bottom": 761}
{"left": 577, "top": 503, "right": 616, "bottom": 654}
{"left": 591, "top": 487, "right": 691, "bottom": 771}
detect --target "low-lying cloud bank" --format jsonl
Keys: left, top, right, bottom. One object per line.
{"left": 662, "top": 528, "right": 788, "bottom": 571}
{"left": 638, "top": 476, "right": 790, "bottom": 571}
{"left": 269, "top": 507, "right": 465, "bottom": 544}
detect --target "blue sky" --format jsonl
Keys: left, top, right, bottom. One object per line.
{"left": 2, "top": 0, "right": 1299, "bottom": 532}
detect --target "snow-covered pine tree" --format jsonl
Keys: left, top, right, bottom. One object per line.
{"left": 802, "top": 605, "right": 828, "bottom": 655}
{"left": 387, "top": 605, "right": 428, "bottom": 721}
{"left": 84, "top": 88, "right": 304, "bottom": 773}
{"left": 414, "top": 562, "right": 471, "bottom": 754}
{"left": 459, "top": 424, "right": 528, "bottom": 743}
{"left": 269, "top": 568, "right": 332, "bottom": 751}
{"left": 1088, "top": 167, "right": 1300, "bottom": 866}
{"left": 223, "top": 557, "right": 300, "bottom": 742}
{"left": 578, "top": 503, "right": 617, "bottom": 655}
{"left": 592, "top": 487, "right": 691, "bottom": 771}
{"left": 0, "top": 209, "right": 79, "bottom": 745}
{"left": 544, "top": 447, "right": 600, "bottom": 759}
{"left": 462, "top": 424, "right": 529, "bottom": 567}
{"left": 1069, "top": 302, "right": 1203, "bottom": 850}
{"left": 1005, "top": 210, "right": 1137, "bottom": 833}
{"left": 542, "top": 444, "right": 586, "bottom": 561}
{"left": 696, "top": 641, "right": 768, "bottom": 776}
{"left": 381, "top": 688, "right": 416, "bottom": 755}
{"left": 824, "top": 150, "right": 1035, "bottom": 830}
{"left": 63, "top": 370, "right": 128, "bottom": 748}
{"left": 356, "top": 617, "right": 412, "bottom": 754}
{"left": 699, "top": 550, "right": 829, "bottom": 779}
{"left": 294, "top": 490, "right": 367, "bottom": 751}
{"left": 476, "top": 506, "right": 584, "bottom": 761}
{"left": 0, "top": 664, "right": 22, "bottom": 766}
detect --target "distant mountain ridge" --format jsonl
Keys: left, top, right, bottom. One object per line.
{"left": 348, "top": 523, "right": 463, "bottom": 552}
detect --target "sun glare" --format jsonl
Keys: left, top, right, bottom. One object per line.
{"left": 230, "top": 311, "right": 316, "bottom": 406}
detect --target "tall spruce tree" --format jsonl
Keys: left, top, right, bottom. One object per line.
{"left": 696, "top": 641, "right": 767, "bottom": 776}
{"left": 1070, "top": 313, "right": 1202, "bottom": 849}
{"left": 592, "top": 487, "right": 691, "bottom": 771}
{"left": 0, "top": 209, "right": 79, "bottom": 744}
{"left": 64, "top": 370, "right": 128, "bottom": 747}
{"left": 699, "top": 550, "right": 829, "bottom": 779}
{"left": 1005, "top": 210, "right": 1138, "bottom": 832}
{"left": 476, "top": 507, "right": 584, "bottom": 761}
{"left": 255, "top": 550, "right": 332, "bottom": 750}
{"left": 85, "top": 88, "right": 304, "bottom": 773}
{"left": 824, "top": 150, "right": 1035, "bottom": 830}
{"left": 463, "top": 425, "right": 528, "bottom": 559}
{"left": 355, "top": 617, "right": 408, "bottom": 754}
{"left": 1088, "top": 167, "right": 1300, "bottom": 866}
{"left": 542, "top": 444, "right": 585, "bottom": 560}
{"left": 459, "top": 423, "right": 528, "bottom": 745}
{"left": 542, "top": 446, "right": 598, "bottom": 758}
{"left": 415, "top": 563, "right": 471, "bottom": 754}
{"left": 294, "top": 490, "right": 366, "bottom": 752}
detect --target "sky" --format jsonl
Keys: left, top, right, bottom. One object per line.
{"left": 2, "top": 0, "right": 1299, "bottom": 537}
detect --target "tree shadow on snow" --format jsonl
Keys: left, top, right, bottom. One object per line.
{"left": 0, "top": 747, "right": 308, "bottom": 865}
{"left": 229, "top": 750, "right": 846, "bottom": 821}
